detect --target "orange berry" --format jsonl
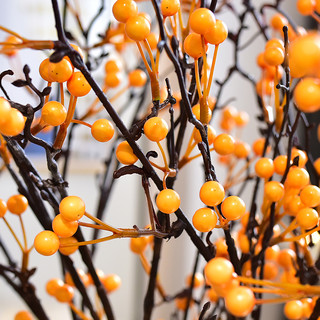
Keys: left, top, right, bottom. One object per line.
{"left": 270, "top": 14, "right": 289, "bottom": 31}
{"left": 221, "top": 196, "right": 246, "bottom": 221}
{"left": 0, "top": 97, "right": 12, "bottom": 127}
{"left": 104, "top": 72, "right": 123, "bottom": 88}
{"left": 91, "top": 119, "right": 115, "bottom": 142}
{"left": 289, "top": 33, "right": 320, "bottom": 78}
{"left": 101, "top": 274, "right": 121, "bottom": 293}
{"left": 7, "top": 194, "right": 28, "bottom": 215}
{"left": 294, "top": 77, "right": 320, "bottom": 113}
{"left": 204, "top": 257, "right": 234, "bottom": 286}
{"left": 0, "top": 108, "right": 25, "bottom": 136}
{"left": 213, "top": 133, "right": 235, "bottom": 155}
{"left": 284, "top": 300, "right": 304, "bottom": 320}
{"left": 257, "top": 52, "right": 268, "bottom": 69}
{"left": 256, "top": 78, "right": 273, "bottom": 96}
{"left": 130, "top": 237, "right": 148, "bottom": 254}
{"left": 67, "top": 71, "right": 91, "bottom": 97}
{"left": 34, "top": 231, "right": 60, "bottom": 256}
{"left": 59, "top": 237, "right": 78, "bottom": 255}
{"left": 116, "top": 141, "right": 138, "bottom": 165}
{"left": 252, "top": 138, "right": 269, "bottom": 156}
{"left": 291, "top": 148, "right": 308, "bottom": 167}
{"left": 46, "top": 278, "right": 64, "bottom": 296}
{"left": 296, "top": 207, "right": 319, "bottom": 229}
{"left": 189, "top": 8, "right": 216, "bottom": 35}
{"left": 314, "top": 157, "right": 320, "bottom": 175}
{"left": 0, "top": 199, "right": 7, "bottom": 218}
{"left": 262, "top": 261, "right": 278, "bottom": 280}
{"left": 215, "top": 238, "right": 228, "bottom": 257}
{"left": 234, "top": 141, "right": 251, "bottom": 159}
{"left": 186, "top": 272, "right": 204, "bottom": 288}
{"left": 193, "top": 125, "right": 216, "bottom": 144}
{"left": 199, "top": 181, "right": 225, "bottom": 207}
{"left": 105, "top": 59, "right": 123, "bottom": 73}
{"left": 238, "top": 233, "right": 250, "bottom": 254}
{"left": 265, "top": 245, "right": 280, "bottom": 261}
{"left": 52, "top": 214, "right": 78, "bottom": 238}
{"left": 39, "top": 58, "right": 53, "bottom": 82}
{"left": 277, "top": 248, "right": 296, "bottom": 270}
{"left": 192, "top": 103, "right": 212, "bottom": 121}
{"left": 2, "top": 35, "right": 21, "bottom": 57}
{"left": 143, "top": 117, "right": 169, "bottom": 142}
{"left": 285, "top": 167, "right": 310, "bottom": 189}
{"left": 14, "top": 310, "right": 33, "bottom": 320}
{"left": 207, "top": 287, "right": 219, "bottom": 302}
{"left": 224, "top": 286, "right": 255, "bottom": 317}
{"left": 156, "top": 189, "right": 181, "bottom": 214}
{"left": 234, "top": 111, "right": 249, "bottom": 127}
{"left": 317, "top": 0, "right": 320, "bottom": 12}
{"left": 41, "top": 101, "right": 67, "bottom": 126}
{"left": 255, "top": 157, "right": 274, "bottom": 179}
{"left": 146, "top": 32, "right": 158, "bottom": 50}
{"left": 300, "top": 185, "right": 320, "bottom": 207}
{"left": 212, "top": 276, "right": 240, "bottom": 297}
{"left": 184, "top": 33, "right": 207, "bottom": 59}
{"left": 287, "top": 194, "right": 306, "bottom": 216}
{"left": 128, "top": 69, "right": 147, "bottom": 87}
{"left": 264, "top": 181, "right": 285, "bottom": 202}
{"left": 112, "top": 0, "right": 138, "bottom": 23}
{"left": 59, "top": 196, "right": 86, "bottom": 222}
{"left": 204, "top": 19, "right": 228, "bottom": 45}
{"left": 296, "top": 0, "right": 316, "bottom": 15}
{"left": 264, "top": 46, "right": 284, "bottom": 66}
{"left": 192, "top": 207, "right": 217, "bottom": 232}
{"left": 47, "top": 59, "right": 73, "bottom": 83}
{"left": 125, "top": 15, "right": 151, "bottom": 41}
{"left": 301, "top": 298, "right": 314, "bottom": 318}
{"left": 160, "top": 0, "right": 180, "bottom": 17}
{"left": 55, "top": 284, "right": 74, "bottom": 303}
{"left": 175, "top": 296, "right": 194, "bottom": 310}
{"left": 274, "top": 155, "right": 289, "bottom": 175}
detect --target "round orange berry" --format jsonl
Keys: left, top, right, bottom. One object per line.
{"left": 128, "top": 69, "right": 147, "bottom": 87}
{"left": 300, "top": 185, "right": 320, "bottom": 207}
{"left": 189, "top": 8, "right": 216, "bottom": 35}
{"left": 55, "top": 284, "right": 74, "bottom": 303}
{"left": 255, "top": 157, "right": 274, "bottom": 179}
{"left": 46, "top": 278, "right": 64, "bottom": 296}
{"left": 59, "top": 196, "right": 86, "bottom": 222}
{"left": 204, "top": 19, "right": 228, "bottom": 45}
{"left": 125, "top": 15, "right": 151, "bottom": 41}
{"left": 47, "top": 59, "right": 73, "bottom": 83}
{"left": 285, "top": 167, "right": 310, "bottom": 189}
{"left": 296, "top": 207, "right": 319, "bottom": 229}
{"left": 143, "top": 117, "right": 168, "bottom": 142}
{"left": 67, "top": 71, "right": 91, "bottom": 97}
{"left": 7, "top": 194, "right": 28, "bottom": 215}
{"left": 34, "top": 231, "right": 60, "bottom": 256}
{"left": 104, "top": 72, "right": 123, "bottom": 88}
{"left": 52, "top": 214, "right": 78, "bottom": 238}
{"left": 264, "top": 181, "right": 285, "bottom": 202}
{"left": 199, "top": 180, "right": 225, "bottom": 207}
{"left": 116, "top": 141, "right": 138, "bottom": 165}
{"left": 156, "top": 189, "right": 181, "bottom": 214}
{"left": 101, "top": 274, "right": 121, "bottom": 293}
{"left": 192, "top": 207, "right": 217, "bottom": 232}
{"left": 284, "top": 300, "right": 304, "bottom": 320}
{"left": 221, "top": 196, "right": 246, "bottom": 220}
{"left": 91, "top": 119, "right": 115, "bottom": 142}
{"left": 0, "top": 108, "right": 25, "bottom": 136}
{"left": 294, "top": 77, "right": 320, "bottom": 113}
{"left": 41, "top": 101, "right": 67, "bottom": 126}
{"left": 130, "top": 237, "right": 148, "bottom": 254}
{"left": 204, "top": 257, "right": 234, "bottom": 286}
{"left": 296, "top": 0, "right": 316, "bottom": 15}
{"left": 161, "top": 0, "right": 180, "bottom": 17}
{"left": 59, "top": 237, "right": 78, "bottom": 256}
{"left": 14, "top": 310, "right": 33, "bottom": 320}
{"left": 213, "top": 133, "right": 235, "bottom": 155}
{"left": 112, "top": 0, "right": 138, "bottom": 23}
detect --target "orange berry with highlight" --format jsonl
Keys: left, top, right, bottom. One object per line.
{"left": 204, "top": 257, "right": 234, "bottom": 286}
{"left": 116, "top": 141, "right": 138, "bottom": 165}
{"left": 125, "top": 15, "right": 151, "bottom": 41}
{"left": 255, "top": 157, "right": 274, "bottom": 179}
{"left": 34, "top": 231, "right": 60, "bottom": 256}
{"left": 284, "top": 300, "right": 304, "bottom": 320}
{"left": 221, "top": 196, "right": 246, "bottom": 221}
{"left": 130, "top": 237, "right": 148, "bottom": 254}
{"left": 204, "top": 19, "right": 228, "bottom": 45}
{"left": 277, "top": 248, "right": 296, "bottom": 270}
{"left": 129, "top": 69, "right": 147, "bottom": 87}
{"left": 252, "top": 138, "right": 269, "bottom": 156}
{"left": 264, "top": 181, "right": 285, "bottom": 202}
{"left": 294, "top": 77, "right": 320, "bottom": 113}
{"left": 55, "top": 284, "right": 74, "bottom": 303}
{"left": 47, "top": 59, "right": 73, "bottom": 83}
{"left": 46, "top": 278, "right": 64, "bottom": 296}
{"left": 265, "top": 245, "right": 280, "bottom": 261}
{"left": 0, "top": 199, "right": 7, "bottom": 218}
{"left": 91, "top": 119, "right": 115, "bottom": 142}
{"left": 2, "top": 35, "right": 21, "bottom": 57}
{"left": 112, "top": 0, "right": 138, "bottom": 23}
{"left": 39, "top": 58, "right": 53, "bottom": 82}
{"left": 285, "top": 167, "right": 310, "bottom": 189}
{"left": 192, "top": 207, "right": 217, "bottom": 232}
{"left": 161, "top": 0, "right": 180, "bottom": 17}
{"left": 270, "top": 14, "right": 288, "bottom": 31}
{"left": 291, "top": 148, "right": 308, "bottom": 167}
{"left": 296, "top": 0, "right": 316, "bottom": 15}
{"left": 59, "top": 237, "right": 78, "bottom": 256}
{"left": 189, "top": 8, "right": 216, "bottom": 35}
{"left": 67, "top": 71, "right": 91, "bottom": 97}
{"left": 184, "top": 33, "right": 207, "bottom": 59}
{"left": 105, "top": 59, "right": 123, "bottom": 73}
{"left": 104, "top": 72, "right": 123, "bottom": 88}
{"left": 213, "top": 133, "right": 235, "bottom": 155}
{"left": 0, "top": 108, "right": 25, "bottom": 137}
{"left": 186, "top": 272, "right": 204, "bottom": 288}
{"left": 156, "top": 189, "right": 181, "bottom": 214}
{"left": 274, "top": 155, "right": 289, "bottom": 175}
{"left": 234, "top": 141, "right": 251, "bottom": 159}
{"left": 52, "top": 214, "right": 78, "bottom": 238}
{"left": 296, "top": 207, "right": 319, "bottom": 229}
{"left": 300, "top": 185, "right": 320, "bottom": 207}
{"left": 199, "top": 180, "right": 225, "bottom": 207}
{"left": 41, "top": 101, "right": 67, "bottom": 126}
{"left": 101, "top": 274, "right": 121, "bottom": 293}
{"left": 7, "top": 194, "right": 28, "bottom": 215}
{"left": 264, "top": 46, "right": 285, "bottom": 66}
{"left": 143, "top": 117, "right": 168, "bottom": 142}
{"left": 59, "top": 196, "right": 86, "bottom": 222}
{"left": 14, "top": 310, "right": 33, "bottom": 320}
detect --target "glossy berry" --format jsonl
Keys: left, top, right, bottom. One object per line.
{"left": 285, "top": 167, "right": 310, "bottom": 189}
{"left": 294, "top": 77, "right": 320, "bottom": 113}
{"left": 58, "top": 237, "right": 78, "bottom": 256}
{"left": 2, "top": 35, "right": 21, "bottom": 57}
{"left": 101, "top": 274, "right": 122, "bottom": 293}
{"left": 221, "top": 196, "right": 246, "bottom": 220}
{"left": 125, "top": 15, "right": 151, "bottom": 41}
{"left": 291, "top": 148, "right": 308, "bottom": 167}
{"left": 296, "top": 0, "right": 316, "bottom": 15}
{"left": 213, "top": 133, "right": 235, "bottom": 155}
{"left": 284, "top": 300, "right": 304, "bottom": 320}
{"left": 52, "top": 214, "right": 78, "bottom": 238}
{"left": 186, "top": 272, "right": 204, "bottom": 288}
{"left": 128, "top": 69, "right": 147, "bottom": 87}
{"left": 39, "top": 58, "right": 53, "bottom": 82}
{"left": 264, "top": 181, "right": 285, "bottom": 202}
{"left": 296, "top": 207, "right": 319, "bottom": 229}
{"left": 277, "top": 248, "right": 296, "bottom": 270}
{"left": 91, "top": 119, "right": 115, "bottom": 142}
{"left": 225, "top": 286, "right": 255, "bottom": 317}
{"left": 156, "top": 189, "right": 181, "bottom": 214}
{"left": 192, "top": 103, "right": 212, "bottom": 121}
{"left": 300, "top": 185, "right": 320, "bottom": 207}
{"left": 270, "top": 14, "right": 288, "bottom": 31}
{"left": 59, "top": 196, "right": 86, "bottom": 222}
{"left": 14, "top": 310, "right": 33, "bottom": 320}
{"left": 192, "top": 207, "right": 217, "bottom": 232}
{"left": 204, "top": 257, "right": 234, "bottom": 286}
{"left": 46, "top": 278, "right": 64, "bottom": 296}
{"left": 0, "top": 97, "right": 11, "bottom": 127}
{"left": 7, "top": 194, "right": 28, "bottom": 215}
{"left": 112, "top": 0, "right": 138, "bottom": 23}
{"left": 161, "top": 0, "right": 180, "bottom": 17}
{"left": 199, "top": 180, "right": 225, "bottom": 207}
{"left": 193, "top": 125, "right": 216, "bottom": 144}
{"left": 0, "top": 199, "right": 7, "bottom": 218}
{"left": 264, "top": 46, "right": 284, "bottom": 66}
{"left": 184, "top": 33, "right": 207, "bottom": 59}
{"left": 234, "top": 141, "right": 251, "bottom": 159}
{"left": 47, "top": 59, "right": 73, "bottom": 83}
{"left": 252, "top": 138, "right": 269, "bottom": 156}
{"left": 143, "top": 117, "right": 168, "bottom": 142}
{"left": 0, "top": 108, "right": 25, "bottom": 136}
{"left": 255, "top": 157, "right": 274, "bottom": 179}
{"left": 130, "top": 237, "right": 148, "bottom": 254}
{"left": 41, "top": 101, "right": 67, "bottom": 126}
{"left": 104, "top": 72, "right": 123, "bottom": 88}
{"left": 105, "top": 59, "right": 123, "bottom": 73}
{"left": 116, "top": 141, "right": 138, "bottom": 165}
{"left": 34, "top": 231, "right": 60, "bottom": 256}
{"left": 274, "top": 155, "right": 289, "bottom": 175}
{"left": 204, "top": 19, "right": 228, "bottom": 45}
{"left": 55, "top": 284, "right": 75, "bottom": 303}
{"left": 67, "top": 72, "right": 91, "bottom": 97}
{"left": 189, "top": 8, "right": 216, "bottom": 35}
